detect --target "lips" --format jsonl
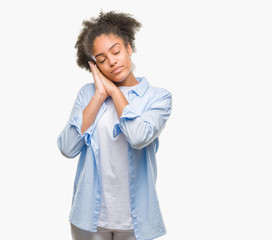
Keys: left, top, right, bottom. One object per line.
{"left": 111, "top": 66, "right": 123, "bottom": 74}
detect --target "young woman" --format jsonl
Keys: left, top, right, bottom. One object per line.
{"left": 57, "top": 11, "right": 172, "bottom": 240}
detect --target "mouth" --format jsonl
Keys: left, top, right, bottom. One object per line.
{"left": 111, "top": 66, "right": 123, "bottom": 74}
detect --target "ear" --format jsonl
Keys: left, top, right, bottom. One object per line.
{"left": 126, "top": 43, "right": 133, "bottom": 56}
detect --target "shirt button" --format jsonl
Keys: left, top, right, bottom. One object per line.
{"left": 132, "top": 175, "right": 134, "bottom": 179}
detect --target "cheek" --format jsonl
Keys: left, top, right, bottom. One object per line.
{"left": 96, "top": 65, "right": 110, "bottom": 77}
{"left": 122, "top": 53, "right": 131, "bottom": 66}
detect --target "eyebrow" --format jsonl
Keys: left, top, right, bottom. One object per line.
{"left": 94, "top": 43, "right": 120, "bottom": 58}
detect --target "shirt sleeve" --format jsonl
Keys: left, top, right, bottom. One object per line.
{"left": 57, "top": 84, "right": 95, "bottom": 158}
{"left": 115, "top": 89, "right": 172, "bottom": 150}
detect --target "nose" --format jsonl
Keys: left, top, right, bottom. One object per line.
{"left": 108, "top": 55, "right": 117, "bottom": 67}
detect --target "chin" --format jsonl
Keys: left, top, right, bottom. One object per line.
{"left": 111, "top": 77, "right": 126, "bottom": 85}
{"left": 111, "top": 70, "right": 131, "bottom": 83}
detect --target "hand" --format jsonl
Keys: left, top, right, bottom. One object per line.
{"left": 88, "top": 62, "right": 128, "bottom": 118}
{"left": 89, "top": 61, "right": 118, "bottom": 97}
{"left": 88, "top": 61, "right": 109, "bottom": 99}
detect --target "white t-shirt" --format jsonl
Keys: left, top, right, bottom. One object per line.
{"left": 97, "top": 86, "right": 134, "bottom": 230}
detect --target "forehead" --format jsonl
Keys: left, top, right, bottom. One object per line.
{"left": 92, "top": 34, "right": 124, "bottom": 53}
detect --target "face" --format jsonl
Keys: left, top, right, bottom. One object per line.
{"left": 92, "top": 34, "right": 133, "bottom": 83}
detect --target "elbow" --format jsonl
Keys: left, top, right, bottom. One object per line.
{"left": 59, "top": 148, "right": 78, "bottom": 159}
{"left": 57, "top": 138, "right": 80, "bottom": 159}
{"left": 129, "top": 141, "right": 146, "bottom": 150}
{"left": 128, "top": 127, "right": 155, "bottom": 150}
{"left": 129, "top": 136, "right": 155, "bottom": 149}
{"left": 128, "top": 124, "right": 165, "bottom": 150}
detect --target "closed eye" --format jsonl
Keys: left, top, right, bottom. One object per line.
{"left": 96, "top": 57, "right": 106, "bottom": 63}
{"left": 99, "top": 59, "right": 106, "bottom": 64}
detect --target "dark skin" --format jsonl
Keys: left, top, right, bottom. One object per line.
{"left": 81, "top": 33, "right": 139, "bottom": 134}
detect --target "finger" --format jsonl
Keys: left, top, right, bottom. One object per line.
{"left": 94, "top": 65, "right": 102, "bottom": 77}
{"left": 89, "top": 63, "right": 100, "bottom": 79}
{"left": 94, "top": 65, "right": 105, "bottom": 79}
{"left": 88, "top": 61, "right": 95, "bottom": 70}
{"left": 94, "top": 64, "right": 100, "bottom": 72}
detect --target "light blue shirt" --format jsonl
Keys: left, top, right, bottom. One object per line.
{"left": 57, "top": 77, "right": 172, "bottom": 240}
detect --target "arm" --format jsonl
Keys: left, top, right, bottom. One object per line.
{"left": 80, "top": 94, "right": 105, "bottom": 133}
{"left": 81, "top": 62, "right": 108, "bottom": 133}
{"left": 111, "top": 88, "right": 129, "bottom": 118}
{"left": 57, "top": 85, "right": 90, "bottom": 158}
{"left": 92, "top": 64, "right": 128, "bottom": 118}
{"left": 116, "top": 90, "right": 172, "bottom": 149}
{"left": 57, "top": 62, "right": 108, "bottom": 158}
{"left": 91, "top": 65, "right": 172, "bottom": 149}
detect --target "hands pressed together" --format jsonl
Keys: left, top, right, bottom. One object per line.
{"left": 88, "top": 61, "right": 128, "bottom": 119}
{"left": 88, "top": 61, "right": 118, "bottom": 100}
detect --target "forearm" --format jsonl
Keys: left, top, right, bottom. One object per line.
{"left": 117, "top": 91, "right": 172, "bottom": 149}
{"left": 111, "top": 88, "right": 129, "bottom": 118}
{"left": 81, "top": 93, "right": 106, "bottom": 133}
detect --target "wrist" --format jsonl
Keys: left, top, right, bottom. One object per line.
{"left": 93, "top": 92, "right": 107, "bottom": 102}
{"left": 109, "top": 87, "right": 121, "bottom": 98}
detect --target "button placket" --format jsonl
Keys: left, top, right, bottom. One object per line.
{"left": 128, "top": 90, "right": 136, "bottom": 102}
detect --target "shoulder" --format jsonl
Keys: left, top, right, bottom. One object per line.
{"left": 147, "top": 85, "right": 171, "bottom": 97}
{"left": 139, "top": 83, "right": 172, "bottom": 112}
{"left": 79, "top": 83, "right": 95, "bottom": 94}
{"left": 73, "top": 83, "right": 95, "bottom": 108}
{"left": 145, "top": 85, "right": 172, "bottom": 105}
{"left": 76, "top": 83, "right": 95, "bottom": 99}
{"left": 136, "top": 77, "right": 171, "bottom": 99}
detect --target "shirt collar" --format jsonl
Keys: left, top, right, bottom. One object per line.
{"left": 106, "top": 77, "right": 149, "bottom": 103}
{"left": 131, "top": 77, "right": 149, "bottom": 97}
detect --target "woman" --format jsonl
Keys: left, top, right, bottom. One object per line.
{"left": 57, "top": 11, "right": 172, "bottom": 240}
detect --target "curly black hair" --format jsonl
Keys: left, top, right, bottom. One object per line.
{"left": 75, "top": 11, "right": 142, "bottom": 72}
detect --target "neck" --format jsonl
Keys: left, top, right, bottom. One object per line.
{"left": 115, "top": 71, "right": 138, "bottom": 87}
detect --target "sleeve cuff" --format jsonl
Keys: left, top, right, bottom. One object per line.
{"left": 69, "top": 114, "right": 83, "bottom": 135}
{"left": 69, "top": 113, "right": 95, "bottom": 147}
{"left": 113, "top": 104, "right": 140, "bottom": 138}
{"left": 120, "top": 104, "right": 140, "bottom": 120}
